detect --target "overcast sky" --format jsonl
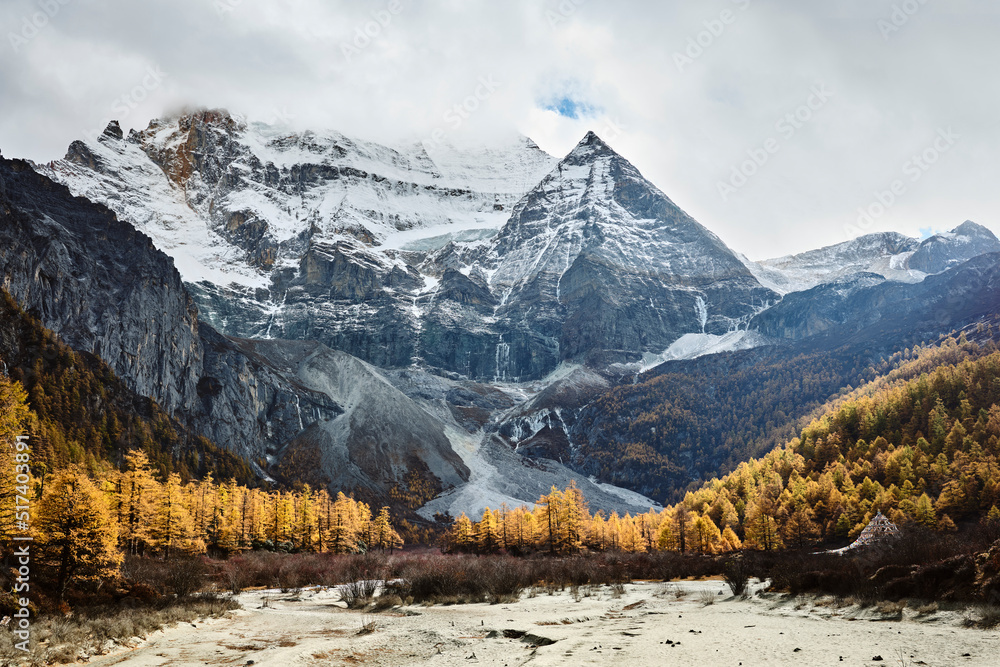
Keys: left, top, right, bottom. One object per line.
{"left": 1, "top": 0, "right": 998, "bottom": 259}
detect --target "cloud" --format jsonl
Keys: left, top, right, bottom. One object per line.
{"left": 0, "top": 0, "right": 997, "bottom": 258}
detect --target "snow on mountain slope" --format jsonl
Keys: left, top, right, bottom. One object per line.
{"left": 638, "top": 330, "right": 772, "bottom": 371}
{"left": 467, "top": 131, "right": 779, "bottom": 377}
{"left": 417, "top": 429, "right": 658, "bottom": 521}
{"left": 745, "top": 232, "right": 922, "bottom": 294}
{"left": 746, "top": 223, "right": 999, "bottom": 295}
{"left": 36, "top": 122, "right": 268, "bottom": 288}
{"left": 38, "top": 111, "right": 556, "bottom": 285}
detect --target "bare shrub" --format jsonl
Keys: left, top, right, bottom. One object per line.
{"left": 278, "top": 559, "right": 307, "bottom": 593}
{"left": 480, "top": 557, "right": 528, "bottom": 604}
{"left": 723, "top": 558, "right": 750, "bottom": 597}
{"left": 166, "top": 558, "right": 209, "bottom": 597}
{"left": 400, "top": 555, "right": 474, "bottom": 604}
{"left": 217, "top": 552, "right": 285, "bottom": 593}
{"left": 341, "top": 579, "right": 379, "bottom": 609}
{"left": 120, "top": 556, "right": 209, "bottom": 598}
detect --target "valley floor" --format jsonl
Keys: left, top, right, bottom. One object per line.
{"left": 83, "top": 580, "right": 999, "bottom": 666}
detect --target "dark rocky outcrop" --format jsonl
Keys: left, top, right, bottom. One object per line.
{"left": 0, "top": 155, "right": 201, "bottom": 415}
{"left": 751, "top": 253, "right": 1000, "bottom": 343}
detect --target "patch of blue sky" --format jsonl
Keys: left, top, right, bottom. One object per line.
{"left": 543, "top": 96, "right": 599, "bottom": 119}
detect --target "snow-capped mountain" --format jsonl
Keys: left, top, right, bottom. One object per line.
{"left": 13, "top": 109, "right": 1000, "bottom": 512}
{"left": 37, "top": 110, "right": 556, "bottom": 369}
{"left": 39, "top": 115, "right": 779, "bottom": 382}
{"left": 469, "top": 131, "right": 779, "bottom": 378}
{"left": 36, "top": 111, "right": 1000, "bottom": 387}
{"left": 43, "top": 111, "right": 554, "bottom": 283}
{"left": 908, "top": 220, "right": 1000, "bottom": 273}
{"left": 746, "top": 223, "right": 999, "bottom": 295}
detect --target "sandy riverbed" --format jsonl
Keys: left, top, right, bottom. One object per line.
{"left": 86, "top": 580, "right": 999, "bottom": 666}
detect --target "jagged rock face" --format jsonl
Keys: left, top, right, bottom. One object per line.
{"left": 37, "top": 110, "right": 557, "bottom": 376}
{"left": 0, "top": 155, "right": 202, "bottom": 415}
{"left": 475, "top": 132, "right": 779, "bottom": 377}
{"left": 908, "top": 221, "right": 1000, "bottom": 273}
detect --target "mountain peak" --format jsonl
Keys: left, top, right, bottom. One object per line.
{"left": 102, "top": 120, "right": 123, "bottom": 141}
{"left": 565, "top": 131, "right": 617, "bottom": 163}
{"left": 951, "top": 220, "right": 998, "bottom": 241}
{"left": 909, "top": 220, "right": 1000, "bottom": 273}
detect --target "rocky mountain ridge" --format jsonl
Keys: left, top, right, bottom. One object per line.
{"left": 1, "top": 152, "right": 656, "bottom": 517}
{"left": 747, "top": 222, "right": 999, "bottom": 294}
{"left": 9, "top": 111, "right": 1000, "bottom": 513}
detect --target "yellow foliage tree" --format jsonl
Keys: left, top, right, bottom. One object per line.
{"left": 150, "top": 472, "right": 201, "bottom": 558}
{"left": 0, "top": 377, "right": 31, "bottom": 547}
{"left": 35, "top": 468, "right": 122, "bottom": 601}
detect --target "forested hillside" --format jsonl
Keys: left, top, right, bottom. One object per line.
{"left": 674, "top": 333, "right": 1000, "bottom": 547}
{"left": 0, "top": 301, "right": 410, "bottom": 608}
{"left": 574, "top": 314, "right": 1000, "bottom": 503}
{"left": 450, "top": 334, "right": 1000, "bottom": 554}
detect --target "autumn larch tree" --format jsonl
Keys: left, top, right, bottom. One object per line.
{"left": 35, "top": 468, "right": 122, "bottom": 601}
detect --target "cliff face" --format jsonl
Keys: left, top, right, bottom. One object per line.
{"left": 0, "top": 155, "right": 202, "bottom": 415}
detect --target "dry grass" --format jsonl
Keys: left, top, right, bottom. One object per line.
{"left": 0, "top": 595, "right": 239, "bottom": 666}
{"left": 371, "top": 593, "right": 403, "bottom": 612}
{"left": 962, "top": 604, "right": 1000, "bottom": 629}
{"left": 874, "top": 600, "right": 906, "bottom": 619}
{"left": 357, "top": 615, "right": 378, "bottom": 636}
